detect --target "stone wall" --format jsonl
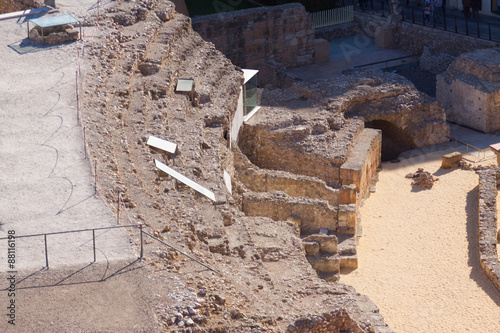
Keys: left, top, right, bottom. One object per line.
{"left": 242, "top": 192, "right": 338, "bottom": 235}
{"left": 419, "top": 46, "right": 456, "bottom": 74}
{"left": 340, "top": 128, "right": 381, "bottom": 198}
{"left": 259, "top": 60, "right": 296, "bottom": 89}
{"left": 192, "top": 3, "right": 315, "bottom": 69}
{"left": 477, "top": 170, "right": 500, "bottom": 293}
{"left": 437, "top": 48, "right": 500, "bottom": 133}
{"left": 314, "top": 21, "right": 360, "bottom": 41}
{"left": 395, "top": 20, "right": 500, "bottom": 55}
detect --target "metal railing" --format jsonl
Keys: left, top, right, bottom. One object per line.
{"left": 312, "top": 5, "right": 355, "bottom": 28}
{"left": 0, "top": 224, "right": 142, "bottom": 269}
{"left": 353, "top": 53, "right": 420, "bottom": 69}
{"left": 402, "top": 7, "right": 500, "bottom": 42}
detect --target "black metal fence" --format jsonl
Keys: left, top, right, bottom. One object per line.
{"left": 0, "top": 224, "right": 142, "bottom": 269}
{"left": 401, "top": 7, "right": 500, "bottom": 42}
{"left": 330, "top": 0, "right": 500, "bottom": 42}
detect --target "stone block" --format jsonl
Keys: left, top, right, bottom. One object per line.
{"left": 374, "top": 27, "right": 393, "bottom": 49}
{"left": 314, "top": 38, "right": 330, "bottom": 64}
{"left": 340, "top": 255, "right": 358, "bottom": 269}
{"left": 339, "top": 204, "right": 357, "bottom": 229}
{"left": 302, "top": 241, "right": 320, "bottom": 256}
{"left": 340, "top": 184, "right": 357, "bottom": 205}
{"left": 441, "top": 152, "right": 462, "bottom": 169}
{"left": 303, "top": 234, "right": 338, "bottom": 254}
{"left": 307, "top": 255, "right": 340, "bottom": 273}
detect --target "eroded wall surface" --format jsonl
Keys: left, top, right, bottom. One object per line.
{"left": 192, "top": 3, "right": 315, "bottom": 69}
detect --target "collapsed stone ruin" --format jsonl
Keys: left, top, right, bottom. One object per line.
{"left": 73, "top": 0, "right": 458, "bottom": 332}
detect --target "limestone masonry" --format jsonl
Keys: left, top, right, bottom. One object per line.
{"left": 437, "top": 48, "right": 500, "bottom": 133}
{"left": 192, "top": 3, "right": 316, "bottom": 69}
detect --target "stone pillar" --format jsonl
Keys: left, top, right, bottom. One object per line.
{"left": 45, "top": 0, "right": 56, "bottom": 7}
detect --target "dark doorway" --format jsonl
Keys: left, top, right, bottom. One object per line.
{"left": 365, "top": 119, "right": 416, "bottom": 162}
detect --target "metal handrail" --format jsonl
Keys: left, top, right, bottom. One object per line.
{"left": 353, "top": 53, "right": 420, "bottom": 68}
{"left": 1, "top": 224, "right": 142, "bottom": 268}
{"left": 401, "top": 7, "right": 500, "bottom": 41}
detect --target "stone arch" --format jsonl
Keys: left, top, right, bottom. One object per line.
{"left": 365, "top": 119, "right": 416, "bottom": 162}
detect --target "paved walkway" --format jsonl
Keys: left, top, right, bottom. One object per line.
{"left": 0, "top": 0, "right": 135, "bottom": 271}
{"left": 288, "top": 35, "right": 417, "bottom": 81}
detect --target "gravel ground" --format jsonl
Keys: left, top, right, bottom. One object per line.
{"left": 384, "top": 62, "right": 437, "bottom": 98}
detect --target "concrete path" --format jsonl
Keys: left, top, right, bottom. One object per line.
{"left": 288, "top": 35, "right": 416, "bottom": 82}
{"left": 0, "top": 0, "right": 135, "bottom": 271}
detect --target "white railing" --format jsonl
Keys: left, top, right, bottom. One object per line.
{"left": 312, "top": 6, "right": 354, "bottom": 29}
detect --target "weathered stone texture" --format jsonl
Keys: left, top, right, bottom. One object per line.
{"left": 29, "top": 25, "right": 79, "bottom": 45}
{"left": 340, "top": 128, "right": 382, "bottom": 197}
{"left": 314, "top": 21, "right": 360, "bottom": 41}
{"left": 242, "top": 191, "right": 338, "bottom": 235}
{"left": 441, "top": 151, "right": 462, "bottom": 169}
{"left": 287, "top": 309, "right": 364, "bottom": 333}
{"left": 314, "top": 38, "right": 330, "bottom": 64}
{"left": 420, "top": 46, "right": 455, "bottom": 74}
{"left": 259, "top": 60, "right": 296, "bottom": 89}
{"left": 437, "top": 48, "right": 500, "bottom": 133}
{"left": 192, "top": 3, "right": 315, "bottom": 69}
{"left": 477, "top": 170, "right": 500, "bottom": 293}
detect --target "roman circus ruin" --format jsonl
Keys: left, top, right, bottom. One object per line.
{"left": 2, "top": 0, "right": 500, "bottom": 332}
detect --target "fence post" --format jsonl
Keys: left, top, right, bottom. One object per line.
{"left": 412, "top": 8, "right": 415, "bottom": 23}
{"left": 476, "top": 19, "right": 480, "bottom": 38}
{"left": 139, "top": 224, "right": 143, "bottom": 260}
{"left": 443, "top": 12, "right": 446, "bottom": 31}
{"left": 92, "top": 229, "right": 96, "bottom": 262}
{"left": 489, "top": 23, "right": 491, "bottom": 40}
{"left": 465, "top": 18, "right": 469, "bottom": 36}
{"left": 94, "top": 160, "right": 98, "bottom": 196}
{"left": 454, "top": 16, "right": 457, "bottom": 33}
{"left": 117, "top": 190, "right": 121, "bottom": 224}
{"left": 83, "top": 127, "right": 87, "bottom": 159}
{"left": 44, "top": 234, "right": 49, "bottom": 269}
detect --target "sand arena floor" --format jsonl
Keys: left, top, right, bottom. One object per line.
{"left": 341, "top": 147, "right": 500, "bottom": 332}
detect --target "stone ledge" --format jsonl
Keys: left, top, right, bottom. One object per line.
{"left": 477, "top": 169, "right": 500, "bottom": 293}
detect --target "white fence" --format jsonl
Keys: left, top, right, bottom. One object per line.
{"left": 312, "top": 6, "right": 354, "bottom": 29}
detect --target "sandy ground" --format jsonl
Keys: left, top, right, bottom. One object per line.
{"left": 341, "top": 147, "right": 500, "bottom": 332}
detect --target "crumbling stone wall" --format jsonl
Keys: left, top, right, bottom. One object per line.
{"left": 419, "top": 46, "right": 456, "bottom": 74}
{"left": 314, "top": 21, "right": 359, "bottom": 41}
{"left": 287, "top": 309, "right": 364, "bottom": 333}
{"left": 242, "top": 191, "right": 339, "bottom": 235}
{"left": 477, "top": 169, "right": 500, "bottom": 293}
{"left": 437, "top": 48, "right": 500, "bottom": 133}
{"left": 259, "top": 60, "right": 296, "bottom": 88}
{"left": 192, "top": 3, "right": 315, "bottom": 69}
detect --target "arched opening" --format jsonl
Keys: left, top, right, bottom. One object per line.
{"left": 365, "top": 120, "right": 416, "bottom": 162}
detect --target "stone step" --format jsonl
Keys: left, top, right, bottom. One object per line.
{"left": 337, "top": 233, "right": 357, "bottom": 255}
{"left": 339, "top": 253, "right": 358, "bottom": 269}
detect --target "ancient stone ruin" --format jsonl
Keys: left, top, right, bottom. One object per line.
{"left": 437, "top": 48, "right": 500, "bottom": 133}
{"left": 405, "top": 168, "right": 439, "bottom": 188}
{"left": 68, "top": 0, "right": 463, "bottom": 331}
{"left": 29, "top": 24, "right": 79, "bottom": 45}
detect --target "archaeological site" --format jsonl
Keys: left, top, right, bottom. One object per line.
{"left": 2, "top": 0, "right": 500, "bottom": 332}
